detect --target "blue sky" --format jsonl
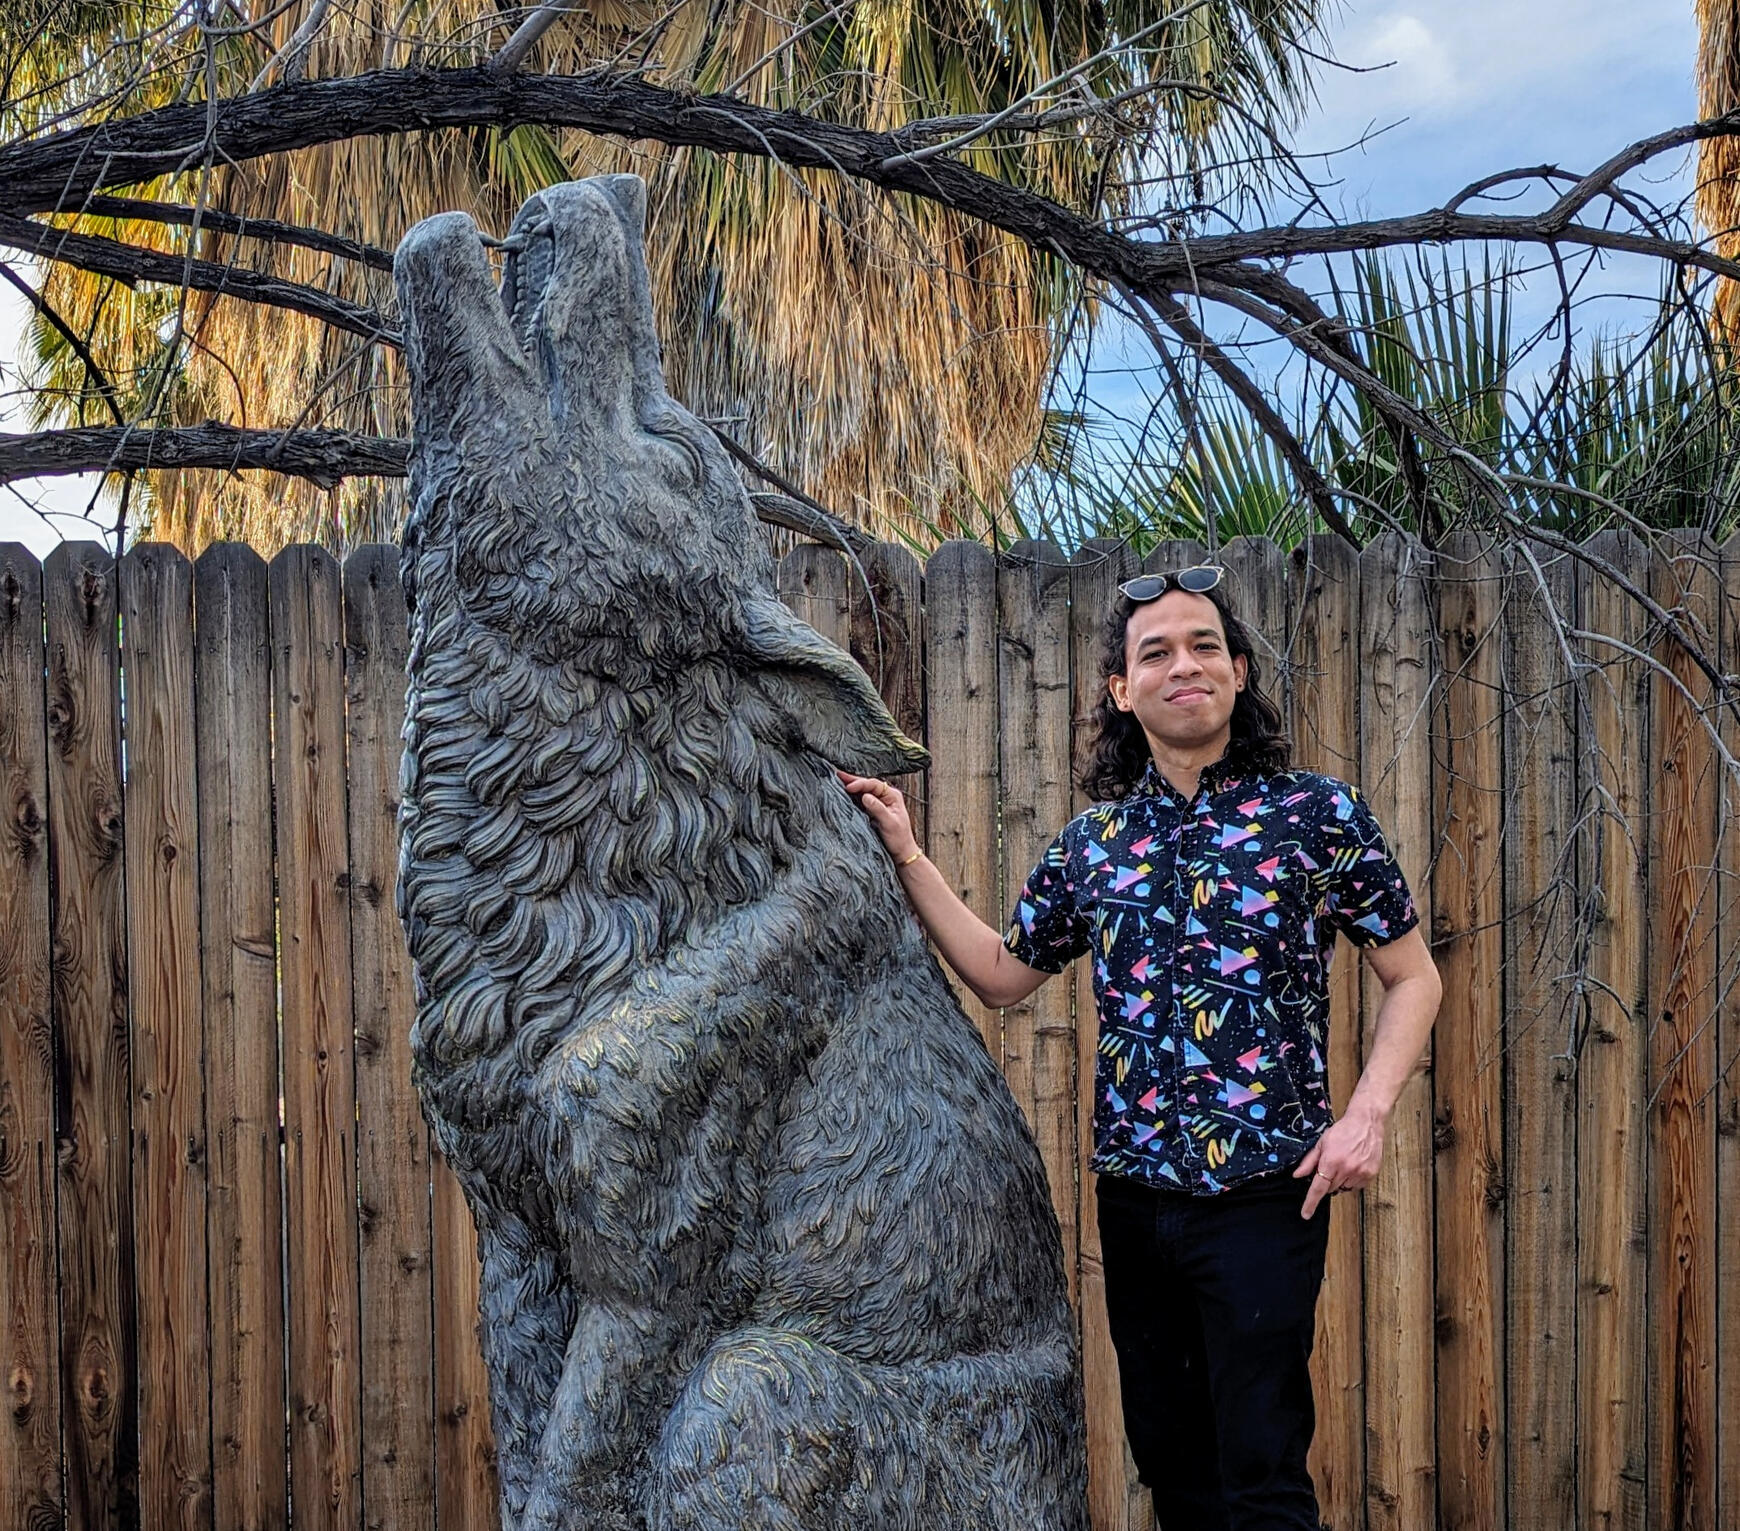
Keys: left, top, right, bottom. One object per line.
{"left": 0, "top": 0, "right": 1701, "bottom": 556}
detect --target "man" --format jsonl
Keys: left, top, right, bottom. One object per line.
{"left": 841, "top": 564, "right": 1441, "bottom": 1531}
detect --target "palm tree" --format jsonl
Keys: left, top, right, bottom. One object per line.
{"left": 1043, "top": 256, "right": 1740, "bottom": 550}
{"left": 1697, "top": 0, "right": 1740, "bottom": 330}
{"left": 5, "top": 0, "right": 1331, "bottom": 552}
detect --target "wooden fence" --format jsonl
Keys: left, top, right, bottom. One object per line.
{"left": 0, "top": 529, "right": 1731, "bottom": 1531}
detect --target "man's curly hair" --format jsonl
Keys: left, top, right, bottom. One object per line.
{"left": 1079, "top": 580, "right": 1290, "bottom": 803}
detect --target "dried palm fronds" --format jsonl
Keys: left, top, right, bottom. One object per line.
{"left": 9, "top": 0, "right": 1329, "bottom": 554}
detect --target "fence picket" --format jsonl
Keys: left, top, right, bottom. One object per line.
{"left": 847, "top": 543, "right": 927, "bottom": 846}
{"left": 121, "top": 544, "right": 213, "bottom": 1531}
{"left": 195, "top": 542, "right": 289, "bottom": 1531}
{"left": 1721, "top": 532, "right": 1740, "bottom": 1531}
{"left": 1576, "top": 531, "right": 1649, "bottom": 1531}
{"left": 1069, "top": 538, "right": 1150, "bottom": 1531}
{"left": 922, "top": 540, "right": 1002, "bottom": 1049}
{"left": 431, "top": 1160, "right": 499, "bottom": 1531}
{"left": 271, "top": 545, "right": 363, "bottom": 1531}
{"left": 998, "top": 540, "right": 1078, "bottom": 1302}
{"left": 0, "top": 543, "right": 60, "bottom": 1531}
{"left": 1290, "top": 533, "right": 1365, "bottom": 1531}
{"left": 1647, "top": 533, "right": 1720, "bottom": 1531}
{"left": 1432, "top": 532, "right": 1505, "bottom": 1531}
{"left": 45, "top": 543, "right": 138, "bottom": 1531}
{"left": 344, "top": 546, "right": 436, "bottom": 1531}
{"left": 1504, "top": 548, "right": 1580, "bottom": 1527}
{"left": 777, "top": 544, "right": 851, "bottom": 648}
{"left": 1357, "top": 531, "right": 1437, "bottom": 1531}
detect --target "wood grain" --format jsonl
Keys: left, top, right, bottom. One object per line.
{"left": 1430, "top": 532, "right": 1505, "bottom": 1531}
{"left": 922, "top": 540, "right": 1002, "bottom": 1050}
{"left": 0, "top": 543, "right": 61, "bottom": 1531}
{"left": 45, "top": 541, "right": 138, "bottom": 1531}
{"left": 431, "top": 1158, "right": 499, "bottom": 1531}
{"left": 1646, "top": 533, "right": 1719, "bottom": 1531}
{"left": 1217, "top": 535, "right": 1292, "bottom": 722}
{"left": 1720, "top": 532, "right": 1740, "bottom": 1531}
{"left": 1357, "top": 531, "right": 1437, "bottom": 1531}
{"left": 1289, "top": 533, "right": 1366, "bottom": 1531}
{"left": 1068, "top": 538, "right": 1149, "bottom": 1531}
{"left": 271, "top": 544, "right": 363, "bottom": 1531}
{"left": 344, "top": 546, "right": 435, "bottom": 1531}
{"left": 847, "top": 542, "right": 927, "bottom": 846}
{"left": 121, "top": 544, "right": 213, "bottom": 1531}
{"left": 1504, "top": 547, "right": 1580, "bottom": 1528}
{"left": 777, "top": 544, "right": 851, "bottom": 648}
{"left": 195, "top": 542, "right": 288, "bottom": 1531}
{"left": 998, "top": 539, "right": 1078, "bottom": 1300}
{"left": 1576, "top": 533, "right": 1649, "bottom": 1531}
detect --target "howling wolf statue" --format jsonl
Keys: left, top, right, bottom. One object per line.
{"left": 395, "top": 175, "right": 1088, "bottom": 1531}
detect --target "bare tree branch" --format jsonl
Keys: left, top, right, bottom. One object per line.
{"left": 0, "top": 424, "right": 871, "bottom": 551}
{"left": 77, "top": 194, "right": 395, "bottom": 269}
{"left": 0, "top": 262, "right": 126, "bottom": 427}
{"left": 1123, "top": 283, "right": 1360, "bottom": 547}
{"left": 0, "top": 423, "right": 409, "bottom": 487}
{"left": 489, "top": 4, "right": 583, "bottom": 74}
{"left": 0, "top": 211, "right": 399, "bottom": 343}
{"left": 5, "top": 69, "right": 1736, "bottom": 304}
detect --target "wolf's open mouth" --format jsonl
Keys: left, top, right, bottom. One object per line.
{"left": 499, "top": 201, "right": 555, "bottom": 359}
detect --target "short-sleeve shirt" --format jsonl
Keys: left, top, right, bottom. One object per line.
{"left": 1002, "top": 756, "right": 1418, "bottom": 1194}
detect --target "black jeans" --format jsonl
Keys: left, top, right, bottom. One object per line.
{"left": 1096, "top": 1169, "right": 1331, "bottom": 1531}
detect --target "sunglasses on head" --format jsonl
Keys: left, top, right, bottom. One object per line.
{"left": 1118, "top": 564, "right": 1225, "bottom": 602}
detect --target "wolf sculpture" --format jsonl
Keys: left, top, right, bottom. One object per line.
{"left": 395, "top": 175, "right": 1089, "bottom": 1531}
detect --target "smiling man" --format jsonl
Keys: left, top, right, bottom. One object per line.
{"left": 842, "top": 565, "right": 1441, "bottom": 1531}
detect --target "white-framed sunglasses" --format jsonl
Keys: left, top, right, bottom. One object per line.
{"left": 1117, "top": 564, "right": 1225, "bottom": 602}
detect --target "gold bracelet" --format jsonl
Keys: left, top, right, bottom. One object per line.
{"left": 895, "top": 849, "right": 924, "bottom": 868}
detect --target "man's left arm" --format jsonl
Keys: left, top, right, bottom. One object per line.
{"left": 1294, "top": 925, "right": 1442, "bottom": 1219}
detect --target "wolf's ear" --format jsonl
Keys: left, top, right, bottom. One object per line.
{"left": 738, "top": 595, "right": 930, "bottom": 777}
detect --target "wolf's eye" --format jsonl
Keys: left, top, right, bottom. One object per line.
{"left": 646, "top": 424, "right": 705, "bottom": 487}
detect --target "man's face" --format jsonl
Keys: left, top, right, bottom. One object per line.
{"left": 1108, "top": 591, "right": 1248, "bottom": 754}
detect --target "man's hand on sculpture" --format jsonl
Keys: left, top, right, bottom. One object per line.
{"left": 839, "top": 771, "right": 921, "bottom": 865}
{"left": 1293, "top": 1103, "right": 1386, "bottom": 1219}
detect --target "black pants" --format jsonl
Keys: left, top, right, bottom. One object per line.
{"left": 1096, "top": 1170, "right": 1331, "bottom": 1531}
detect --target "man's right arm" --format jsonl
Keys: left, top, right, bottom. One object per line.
{"left": 839, "top": 771, "right": 1051, "bottom": 1009}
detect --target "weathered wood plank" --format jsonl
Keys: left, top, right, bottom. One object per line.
{"left": 1356, "top": 531, "right": 1437, "bottom": 1531}
{"left": 922, "top": 540, "right": 1002, "bottom": 1050}
{"left": 195, "top": 542, "right": 288, "bottom": 1531}
{"left": 1504, "top": 548, "right": 1579, "bottom": 1528}
{"left": 847, "top": 542, "right": 927, "bottom": 847}
{"left": 431, "top": 1160, "right": 499, "bottom": 1531}
{"left": 999, "top": 540, "right": 1078, "bottom": 1303}
{"left": 0, "top": 543, "right": 61, "bottom": 1531}
{"left": 1431, "top": 532, "right": 1505, "bottom": 1531}
{"left": 1141, "top": 538, "right": 1207, "bottom": 580}
{"left": 344, "top": 545, "right": 435, "bottom": 1531}
{"left": 1646, "top": 533, "right": 1720, "bottom": 1531}
{"left": 1721, "top": 532, "right": 1740, "bottom": 1531}
{"left": 1069, "top": 538, "right": 1150, "bottom": 1531}
{"left": 1576, "top": 532, "right": 1649, "bottom": 1531}
{"left": 777, "top": 544, "right": 852, "bottom": 649}
{"left": 1289, "top": 533, "right": 1366, "bottom": 1531}
{"left": 120, "top": 544, "right": 213, "bottom": 1531}
{"left": 45, "top": 541, "right": 138, "bottom": 1531}
{"left": 1217, "top": 536, "right": 1292, "bottom": 722}
{"left": 270, "top": 544, "right": 363, "bottom": 1531}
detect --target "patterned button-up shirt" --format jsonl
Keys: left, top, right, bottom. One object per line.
{"left": 1002, "top": 757, "right": 1418, "bottom": 1194}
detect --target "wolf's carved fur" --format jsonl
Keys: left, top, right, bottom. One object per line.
{"left": 395, "top": 175, "right": 1088, "bottom": 1530}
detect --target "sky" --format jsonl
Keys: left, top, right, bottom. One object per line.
{"left": 0, "top": 0, "right": 1703, "bottom": 556}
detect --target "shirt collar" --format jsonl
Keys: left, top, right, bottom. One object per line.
{"left": 1133, "top": 751, "right": 1247, "bottom": 807}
